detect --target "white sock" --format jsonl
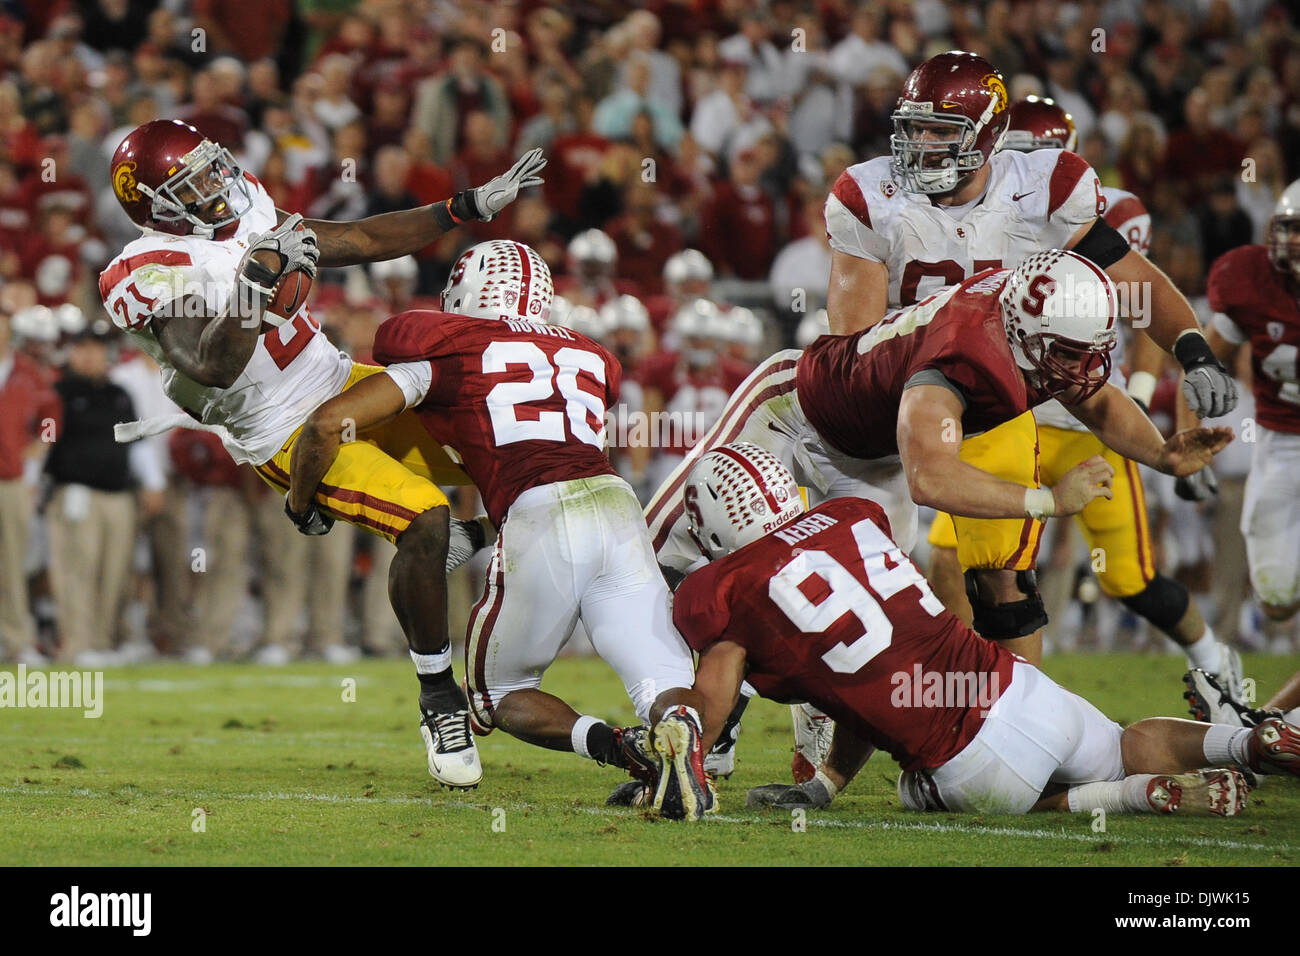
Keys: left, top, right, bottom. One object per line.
{"left": 1067, "top": 776, "right": 1158, "bottom": 814}
{"left": 1203, "top": 724, "right": 1251, "bottom": 766}
{"left": 1284, "top": 708, "right": 1300, "bottom": 725}
{"left": 1183, "top": 628, "right": 1222, "bottom": 673}
{"left": 570, "top": 715, "right": 600, "bottom": 758}
{"left": 409, "top": 647, "right": 452, "bottom": 674}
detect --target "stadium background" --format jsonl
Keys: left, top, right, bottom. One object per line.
{"left": 2, "top": 0, "right": 1299, "bottom": 668}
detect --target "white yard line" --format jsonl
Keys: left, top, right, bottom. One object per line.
{"left": 1, "top": 784, "right": 1290, "bottom": 854}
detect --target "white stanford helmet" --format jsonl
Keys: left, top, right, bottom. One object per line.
{"left": 685, "top": 442, "right": 806, "bottom": 559}
{"left": 563, "top": 304, "right": 607, "bottom": 339}
{"left": 1268, "top": 177, "right": 1300, "bottom": 281}
{"left": 663, "top": 248, "right": 713, "bottom": 295}
{"left": 719, "top": 306, "right": 764, "bottom": 349}
{"left": 442, "top": 240, "right": 554, "bottom": 322}
{"left": 999, "top": 249, "right": 1118, "bottom": 401}
{"left": 671, "top": 297, "right": 723, "bottom": 340}
{"left": 568, "top": 228, "right": 617, "bottom": 267}
{"left": 600, "top": 294, "right": 650, "bottom": 332}
{"left": 795, "top": 308, "right": 830, "bottom": 348}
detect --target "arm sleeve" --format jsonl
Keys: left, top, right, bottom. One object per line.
{"left": 824, "top": 171, "right": 890, "bottom": 262}
{"left": 384, "top": 361, "right": 435, "bottom": 409}
{"left": 1211, "top": 312, "right": 1246, "bottom": 346}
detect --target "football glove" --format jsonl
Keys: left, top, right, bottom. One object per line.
{"left": 284, "top": 494, "right": 334, "bottom": 536}
{"left": 1175, "top": 332, "right": 1238, "bottom": 419}
{"left": 1174, "top": 466, "right": 1219, "bottom": 502}
{"left": 239, "top": 213, "right": 320, "bottom": 295}
{"left": 470, "top": 148, "right": 547, "bottom": 222}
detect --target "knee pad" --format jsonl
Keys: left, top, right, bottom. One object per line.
{"left": 1119, "top": 574, "right": 1189, "bottom": 632}
{"left": 964, "top": 569, "right": 1049, "bottom": 640}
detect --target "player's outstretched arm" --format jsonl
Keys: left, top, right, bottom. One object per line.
{"left": 692, "top": 641, "right": 748, "bottom": 754}
{"left": 1064, "top": 382, "right": 1233, "bottom": 476}
{"left": 898, "top": 385, "right": 1079, "bottom": 518}
{"left": 295, "top": 148, "right": 547, "bottom": 268}
{"left": 288, "top": 372, "right": 407, "bottom": 517}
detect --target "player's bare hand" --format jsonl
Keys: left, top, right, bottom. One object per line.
{"left": 1050, "top": 455, "right": 1114, "bottom": 515}
{"left": 1158, "top": 427, "right": 1234, "bottom": 477}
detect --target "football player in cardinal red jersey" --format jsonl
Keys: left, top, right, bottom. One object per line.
{"left": 927, "top": 97, "right": 1242, "bottom": 705}
{"left": 101, "top": 119, "right": 546, "bottom": 790}
{"left": 672, "top": 443, "right": 1300, "bottom": 817}
{"left": 1206, "top": 179, "right": 1300, "bottom": 624}
{"left": 288, "top": 241, "right": 710, "bottom": 817}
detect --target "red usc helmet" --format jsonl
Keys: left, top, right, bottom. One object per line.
{"left": 890, "top": 51, "right": 1010, "bottom": 195}
{"left": 1002, "top": 96, "right": 1078, "bottom": 153}
{"left": 110, "top": 119, "right": 252, "bottom": 238}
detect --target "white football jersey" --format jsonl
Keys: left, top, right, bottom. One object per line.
{"left": 1033, "top": 185, "right": 1148, "bottom": 432}
{"left": 825, "top": 148, "right": 1104, "bottom": 309}
{"left": 98, "top": 175, "right": 351, "bottom": 465}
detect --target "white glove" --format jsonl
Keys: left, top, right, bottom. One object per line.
{"left": 471, "top": 148, "right": 547, "bottom": 222}
{"left": 746, "top": 775, "right": 836, "bottom": 810}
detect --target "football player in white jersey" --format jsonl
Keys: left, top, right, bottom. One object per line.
{"left": 99, "top": 119, "right": 545, "bottom": 790}
{"left": 926, "top": 98, "right": 1242, "bottom": 703}
{"left": 642, "top": 51, "right": 1239, "bottom": 783}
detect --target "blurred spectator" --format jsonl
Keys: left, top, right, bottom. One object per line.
{"left": 1165, "top": 87, "right": 1247, "bottom": 202}
{"left": 510, "top": 195, "right": 567, "bottom": 271}
{"left": 0, "top": 305, "right": 59, "bottom": 665}
{"left": 311, "top": 54, "right": 363, "bottom": 133}
{"left": 1117, "top": 118, "right": 1166, "bottom": 202}
{"left": 593, "top": 51, "right": 684, "bottom": 150}
{"left": 306, "top": 120, "right": 369, "bottom": 223}
{"left": 827, "top": 4, "right": 908, "bottom": 88}
{"left": 413, "top": 37, "right": 510, "bottom": 166}
{"left": 769, "top": 196, "right": 833, "bottom": 320}
{"left": 620, "top": 10, "right": 683, "bottom": 116}
{"left": 543, "top": 94, "right": 611, "bottom": 231}
{"left": 1196, "top": 176, "right": 1254, "bottom": 267}
{"left": 689, "top": 59, "right": 771, "bottom": 160}
{"left": 1237, "top": 137, "right": 1287, "bottom": 242}
{"left": 700, "top": 146, "right": 778, "bottom": 280}
{"left": 44, "top": 327, "right": 159, "bottom": 664}
{"left": 607, "top": 179, "right": 683, "bottom": 295}
{"left": 515, "top": 79, "right": 574, "bottom": 156}
{"left": 718, "top": 10, "right": 784, "bottom": 103}
{"left": 448, "top": 111, "right": 513, "bottom": 241}
{"left": 177, "top": 68, "right": 250, "bottom": 157}
{"left": 193, "top": 0, "right": 293, "bottom": 63}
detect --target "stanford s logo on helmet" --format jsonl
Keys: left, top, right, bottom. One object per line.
{"left": 1001, "top": 96, "right": 1078, "bottom": 153}
{"left": 684, "top": 442, "right": 805, "bottom": 559}
{"left": 999, "top": 250, "right": 1119, "bottom": 402}
{"left": 890, "top": 51, "right": 1010, "bottom": 195}
{"left": 442, "top": 240, "right": 554, "bottom": 322}
{"left": 110, "top": 119, "right": 252, "bottom": 238}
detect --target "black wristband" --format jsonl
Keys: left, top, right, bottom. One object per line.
{"left": 241, "top": 254, "right": 280, "bottom": 288}
{"left": 450, "top": 189, "right": 480, "bottom": 222}
{"left": 1173, "top": 330, "right": 1218, "bottom": 371}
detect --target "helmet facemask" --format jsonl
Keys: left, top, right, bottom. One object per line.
{"left": 140, "top": 139, "right": 251, "bottom": 238}
{"left": 1014, "top": 331, "right": 1115, "bottom": 403}
{"left": 890, "top": 108, "right": 987, "bottom": 195}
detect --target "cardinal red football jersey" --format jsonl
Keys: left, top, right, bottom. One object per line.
{"left": 673, "top": 497, "right": 1015, "bottom": 771}
{"left": 795, "top": 269, "right": 1045, "bottom": 460}
{"left": 1207, "top": 244, "right": 1300, "bottom": 435}
{"left": 372, "top": 311, "right": 622, "bottom": 525}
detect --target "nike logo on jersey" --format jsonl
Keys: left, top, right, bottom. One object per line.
{"left": 1011, "top": 191, "right": 1036, "bottom": 202}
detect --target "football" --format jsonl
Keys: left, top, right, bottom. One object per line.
{"left": 266, "top": 264, "right": 312, "bottom": 321}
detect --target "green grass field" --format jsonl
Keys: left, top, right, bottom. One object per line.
{"left": 3, "top": 652, "right": 1298, "bottom": 866}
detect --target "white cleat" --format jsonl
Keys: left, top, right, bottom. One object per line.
{"left": 1212, "top": 645, "right": 1244, "bottom": 703}
{"left": 420, "top": 707, "right": 483, "bottom": 790}
{"left": 790, "top": 702, "right": 834, "bottom": 784}
{"left": 252, "top": 644, "right": 293, "bottom": 666}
